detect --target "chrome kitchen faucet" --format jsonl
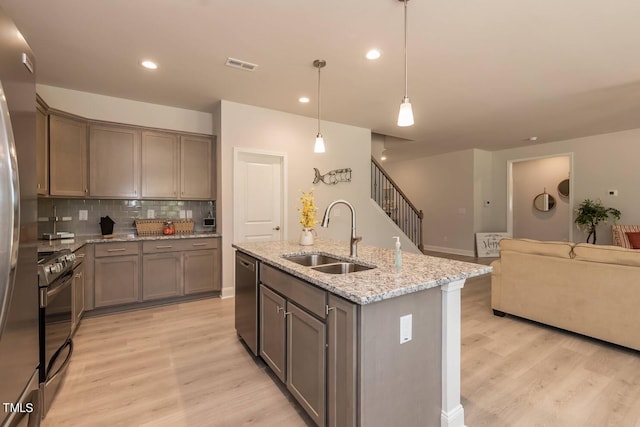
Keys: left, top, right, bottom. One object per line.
{"left": 321, "top": 199, "right": 362, "bottom": 257}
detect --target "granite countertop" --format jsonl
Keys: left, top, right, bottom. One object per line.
{"left": 233, "top": 239, "right": 492, "bottom": 305}
{"left": 38, "top": 232, "right": 222, "bottom": 253}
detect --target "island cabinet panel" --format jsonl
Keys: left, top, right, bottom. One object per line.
{"left": 287, "top": 302, "right": 326, "bottom": 427}
{"left": 142, "top": 252, "right": 181, "bottom": 300}
{"left": 180, "top": 135, "right": 212, "bottom": 199}
{"left": 49, "top": 114, "right": 88, "bottom": 196}
{"left": 358, "top": 287, "right": 443, "bottom": 427}
{"left": 141, "top": 131, "right": 179, "bottom": 198}
{"left": 36, "top": 103, "right": 48, "bottom": 195}
{"left": 94, "top": 242, "right": 140, "bottom": 308}
{"left": 327, "top": 294, "right": 358, "bottom": 427}
{"left": 259, "top": 284, "right": 286, "bottom": 382}
{"left": 89, "top": 124, "right": 141, "bottom": 198}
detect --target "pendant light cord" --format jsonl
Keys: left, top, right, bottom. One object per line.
{"left": 403, "top": 0, "right": 408, "bottom": 98}
{"left": 317, "top": 63, "right": 321, "bottom": 135}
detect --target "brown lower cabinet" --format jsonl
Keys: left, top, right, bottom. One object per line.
{"left": 258, "top": 261, "right": 355, "bottom": 427}
{"left": 93, "top": 237, "right": 221, "bottom": 309}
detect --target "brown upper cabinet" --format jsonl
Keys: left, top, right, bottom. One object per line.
{"left": 89, "top": 124, "right": 141, "bottom": 198}
{"left": 39, "top": 100, "right": 215, "bottom": 200}
{"left": 141, "top": 131, "right": 180, "bottom": 198}
{"left": 180, "top": 135, "right": 214, "bottom": 200}
{"left": 36, "top": 101, "right": 48, "bottom": 195}
{"left": 49, "top": 113, "right": 88, "bottom": 197}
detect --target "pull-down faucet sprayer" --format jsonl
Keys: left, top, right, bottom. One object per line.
{"left": 320, "top": 199, "right": 362, "bottom": 257}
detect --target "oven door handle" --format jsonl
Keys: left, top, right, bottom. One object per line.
{"left": 41, "top": 271, "right": 73, "bottom": 307}
{"left": 45, "top": 339, "right": 73, "bottom": 385}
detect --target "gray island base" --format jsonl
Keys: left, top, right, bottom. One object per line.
{"left": 233, "top": 239, "right": 491, "bottom": 427}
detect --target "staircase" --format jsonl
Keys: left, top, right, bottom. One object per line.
{"left": 371, "top": 157, "right": 423, "bottom": 250}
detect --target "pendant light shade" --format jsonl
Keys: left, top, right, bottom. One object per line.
{"left": 313, "top": 59, "right": 327, "bottom": 153}
{"left": 397, "top": 0, "right": 414, "bottom": 127}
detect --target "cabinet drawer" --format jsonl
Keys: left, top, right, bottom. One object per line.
{"left": 95, "top": 242, "right": 140, "bottom": 257}
{"left": 168, "top": 238, "right": 219, "bottom": 252}
{"left": 142, "top": 240, "right": 181, "bottom": 254}
{"left": 260, "top": 264, "right": 327, "bottom": 319}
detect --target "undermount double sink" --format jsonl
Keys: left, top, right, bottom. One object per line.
{"left": 282, "top": 252, "right": 375, "bottom": 274}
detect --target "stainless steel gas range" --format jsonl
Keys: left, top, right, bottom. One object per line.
{"left": 37, "top": 249, "right": 76, "bottom": 418}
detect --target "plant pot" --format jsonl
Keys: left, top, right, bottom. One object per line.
{"left": 299, "top": 228, "right": 314, "bottom": 246}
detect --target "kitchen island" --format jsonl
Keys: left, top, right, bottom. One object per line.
{"left": 233, "top": 239, "right": 491, "bottom": 427}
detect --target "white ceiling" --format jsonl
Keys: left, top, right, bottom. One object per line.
{"left": 3, "top": 0, "right": 640, "bottom": 161}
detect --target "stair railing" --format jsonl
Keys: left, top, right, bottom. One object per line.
{"left": 371, "top": 157, "right": 423, "bottom": 250}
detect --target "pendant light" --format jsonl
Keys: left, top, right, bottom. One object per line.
{"left": 313, "top": 59, "right": 327, "bottom": 153}
{"left": 397, "top": 0, "right": 414, "bottom": 127}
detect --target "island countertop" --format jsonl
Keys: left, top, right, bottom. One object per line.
{"left": 233, "top": 239, "right": 492, "bottom": 305}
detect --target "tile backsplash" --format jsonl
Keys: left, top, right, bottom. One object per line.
{"left": 38, "top": 198, "right": 216, "bottom": 236}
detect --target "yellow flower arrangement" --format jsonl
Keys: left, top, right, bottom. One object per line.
{"left": 298, "top": 189, "right": 318, "bottom": 229}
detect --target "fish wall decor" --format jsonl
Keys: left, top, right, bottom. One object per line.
{"left": 312, "top": 167, "right": 352, "bottom": 185}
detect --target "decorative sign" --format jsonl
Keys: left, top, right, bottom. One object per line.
{"left": 312, "top": 167, "right": 352, "bottom": 185}
{"left": 475, "top": 232, "right": 511, "bottom": 257}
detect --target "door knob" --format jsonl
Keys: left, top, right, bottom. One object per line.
{"left": 273, "top": 226, "right": 280, "bottom": 231}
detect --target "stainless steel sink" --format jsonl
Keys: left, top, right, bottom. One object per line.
{"left": 282, "top": 253, "right": 344, "bottom": 267}
{"left": 310, "top": 262, "right": 374, "bottom": 274}
{"left": 282, "top": 252, "right": 375, "bottom": 274}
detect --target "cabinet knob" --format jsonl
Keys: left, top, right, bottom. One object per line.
{"left": 326, "top": 305, "right": 336, "bottom": 315}
{"left": 273, "top": 226, "right": 280, "bottom": 231}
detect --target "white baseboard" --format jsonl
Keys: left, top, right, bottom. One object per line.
{"left": 423, "top": 245, "right": 475, "bottom": 257}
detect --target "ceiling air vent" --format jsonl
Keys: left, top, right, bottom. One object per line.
{"left": 225, "top": 57, "right": 258, "bottom": 71}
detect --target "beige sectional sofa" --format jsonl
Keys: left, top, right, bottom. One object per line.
{"left": 491, "top": 238, "right": 640, "bottom": 351}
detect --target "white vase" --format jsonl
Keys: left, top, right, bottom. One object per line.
{"left": 299, "top": 228, "right": 314, "bottom": 246}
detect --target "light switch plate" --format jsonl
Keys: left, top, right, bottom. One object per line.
{"left": 79, "top": 210, "right": 88, "bottom": 221}
{"left": 186, "top": 210, "right": 193, "bottom": 219}
{"left": 179, "top": 210, "right": 186, "bottom": 219}
{"left": 147, "top": 209, "right": 155, "bottom": 219}
{"left": 400, "top": 314, "right": 412, "bottom": 344}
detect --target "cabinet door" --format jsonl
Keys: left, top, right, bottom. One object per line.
{"left": 183, "top": 249, "right": 219, "bottom": 294}
{"left": 72, "top": 263, "right": 85, "bottom": 334}
{"left": 142, "top": 252, "right": 181, "bottom": 300}
{"left": 260, "top": 285, "right": 287, "bottom": 382}
{"left": 327, "top": 294, "right": 357, "bottom": 427}
{"left": 49, "top": 114, "right": 87, "bottom": 196}
{"left": 94, "top": 255, "right": 139, "bottom": 307}
{"left": 287, "top": 302, "right": 326, "bottom": 427}
{"left": 89, "top": 124, "right": 140, "bottom": 197}
{"left": 141, "top": 131, "right": 179, "bottom": 198}
{"left": 180, "top": 135, "right": 212, "bottom": 199}
{"left": 36, "top": 104, "right": 48, "bottom": 195}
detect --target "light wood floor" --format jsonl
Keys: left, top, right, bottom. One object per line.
{"left": 43, "top": 264, "right": 640, "bottom": 426}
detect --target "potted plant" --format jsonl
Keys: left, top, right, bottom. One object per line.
{"left": 297, "top": 189, "right": 318, "bottom": 245}
{"left": 574, "top": 199, "right": 621, "bottom": 244}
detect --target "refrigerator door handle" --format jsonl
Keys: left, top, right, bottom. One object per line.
{"left": 0, "top": 79, "right": 21, "bottom": 339}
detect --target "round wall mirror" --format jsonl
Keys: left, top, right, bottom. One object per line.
{"left": 557, "top": 179, "right": 570, "bottom": 198}
{"left": 533, "top": 192, "right": 556, "bottom": 212}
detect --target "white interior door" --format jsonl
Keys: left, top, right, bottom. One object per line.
{"left": 234, "top": 150, "right": 285, "bottom": 243}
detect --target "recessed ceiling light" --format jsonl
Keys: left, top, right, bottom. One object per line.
{"left": 527, "top": 136, "right": 538, "bottom": 142}
{"left": 141, "top": 60, "right": 158, "bottom": 70}
{"left": 299, "top": 97, "right": 310, "bottom": 103}
{"left": 366, "top": 49, "right": 381, "bottom": 60}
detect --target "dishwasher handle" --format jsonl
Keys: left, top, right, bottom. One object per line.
{"left": 236, "top": 254, "right": 256, "bottom": 272}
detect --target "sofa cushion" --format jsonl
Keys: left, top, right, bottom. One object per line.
{"left": 499, "top": 238, "right": 574, "bottom": 259}
{"left": 573, "top": 243, "right": 640, "bottom": 266}
{"left": 611, "top": 224, "right": 640, "bottom": 248}
{"left": 626, "top": 232, "right": 640, "bottom": 249}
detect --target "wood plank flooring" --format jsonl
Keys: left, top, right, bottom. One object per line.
{"left": 43, "top": 258, "right": 640, "bottom": 426}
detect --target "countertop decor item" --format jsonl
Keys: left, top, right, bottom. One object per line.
{"left": 574, "top": 198, "right": 621, "bottom": 244}
{"left": 298, "top": 189, "right": 318, "bottom": 245}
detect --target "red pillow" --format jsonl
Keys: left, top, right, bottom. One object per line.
{"left": 625, "top": 232, "right": 640, "bottom": 249}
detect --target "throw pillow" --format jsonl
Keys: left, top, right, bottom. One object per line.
{"left": 625, "top": 232, "right": 640, "bottom": 249}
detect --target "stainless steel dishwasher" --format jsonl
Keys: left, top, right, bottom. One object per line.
{"left": 235, "top": 251, "right": 259, "bottom": 356}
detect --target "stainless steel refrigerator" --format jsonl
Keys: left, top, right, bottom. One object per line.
{"left": 0, "top": 6, "right": 41, "bottom": 427}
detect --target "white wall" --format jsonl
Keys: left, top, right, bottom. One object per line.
{"left": 485, "top": 129, "right": 640, "bottom": 245}
{"left": 512, "top": 156, "right": 570, "bottom": 241}
{"left": 218, "top": 101, "right": 419, "bottom": 297}
{"left": 37, "top": 85, "right": 213, "bottom": 135}
{"left": 384, "top": 149, "right": 476, "bottom": 255}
